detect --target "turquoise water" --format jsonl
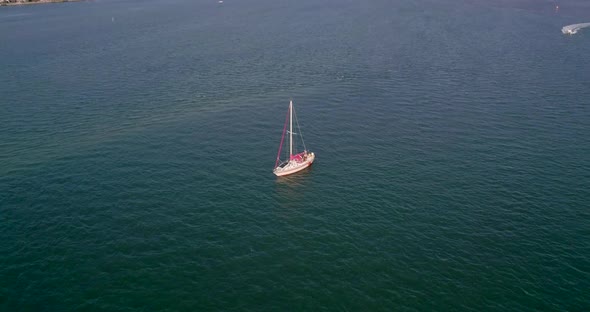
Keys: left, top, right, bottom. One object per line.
{"left": 1, "top": 0, "right": 589, "bottom": 310}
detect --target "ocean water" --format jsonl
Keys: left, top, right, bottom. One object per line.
{"left": 1, "top": 0, "right": 589, "bottom": 310}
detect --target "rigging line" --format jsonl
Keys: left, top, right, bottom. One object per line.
{"left": 293, "top": 104, "right": 307, "bottom": 152}
{"left": 275, "top": 105, "right": 290, "bottom": 168}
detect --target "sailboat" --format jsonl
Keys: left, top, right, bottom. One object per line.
{"left": 273, "top": 100, "right": 315, "bottom": 176}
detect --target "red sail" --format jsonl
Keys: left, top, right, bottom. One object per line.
{"left": 275, "top": 107, "right": 290, "bottom": 168}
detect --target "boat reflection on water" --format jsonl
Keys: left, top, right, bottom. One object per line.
{"left": 273, "top": 166, "right": 313, "bottom": 213}
{"left": 275, "top": 166, "right": 313, "bottom": 184}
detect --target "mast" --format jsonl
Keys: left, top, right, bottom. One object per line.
{"left": 289, "top": 100, "right": 293, "bottom": 157}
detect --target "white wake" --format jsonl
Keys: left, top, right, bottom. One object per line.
{"left": 562, "top": 23, "right": 590, "bottom": 35}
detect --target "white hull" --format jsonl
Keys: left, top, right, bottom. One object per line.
{"left": 274, "top": 153, "right": 315, "bottom": 176}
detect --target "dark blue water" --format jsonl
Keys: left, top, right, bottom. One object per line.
{"left": 1, "top": 0, "right": 589, "bottom": 310}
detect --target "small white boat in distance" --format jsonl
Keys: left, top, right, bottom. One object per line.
{"left": 562, "top": 27, "right": 577, "bottom": 35}
{"left": 562, "top": 23, "right": 590, "bottom": 35}
{"left": 273, "top": 100, "right": 315, "bottom": 176}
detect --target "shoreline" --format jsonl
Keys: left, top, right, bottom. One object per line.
{"left": 1, "top": 0, "right": 82, "bottom": 6}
